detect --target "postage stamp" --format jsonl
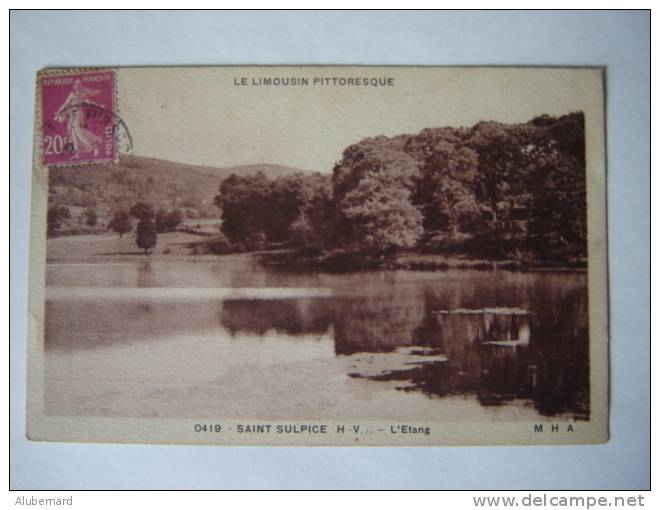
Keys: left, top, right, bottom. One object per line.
{"left": 40, "top": 69, "right": 117, "bottom": 166}
{"left": 27, "top": 66, "right": 609, "bottom": 446}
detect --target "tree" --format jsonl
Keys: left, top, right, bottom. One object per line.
{"left": 262, "top": 174, "right": 307, "bottom": 242}
{"left": 469, "top": 123, "right": 519, "bottom": 230}
{"left": 414, "top": 142, "right": 480, "bottom": 236}
{"left": 505, "top": 112, "right": 587, "bottom": 260}
{"left": 424, "top": 179, "right": 480, "bottom": 236}
{"left": 129, "top": 202, "right": 155, "bottom": 221}
{"left": 332, "top": 146, "right": 423, "bottom": 253}
{"left": 83, "top": 208, "right": 98, "bottom": 227}
{"left": 155, "top": 208, "right": 184, "bottom": 233}
{"left": 166, "top": 209, "right": 183, "bottom": 231}
{"left": 332, "top": 142, "right": 420, "bottom": 202}
{"left": 155, "top": 208, "right": 169, "bottom": 233}
{"left": 136, "top": 219, "right": 157, "bottom": 254}
{"left": 289, "top": 211, "right": 314, "bottom": 247}
{"left": 304, "top": 183, "right": 338, "bottom": 249}
{"left": 108, "top": 210, "right": 132, "bottom": 238}
{"left": 214, "top": 173, "right": 270, "bottom": 242}
{"left": 214, "top": 172, "right": 331, "bottom": 248}
{"left": 339, "top": 170, "right": 423, "bottom": 252}
{"left": 47, "top": 205, "right": 71, "bottom": 238}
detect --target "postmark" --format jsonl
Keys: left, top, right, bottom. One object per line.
{"left": 40, "top": 69, "right": 129, "bottom": 166}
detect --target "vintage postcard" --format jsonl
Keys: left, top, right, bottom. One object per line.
{"left": 27, "top": 66, "right": 608, "bottom": 445}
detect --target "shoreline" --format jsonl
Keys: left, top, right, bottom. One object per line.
{"left": 46, "top": 247, "right": 587, "bottom": 273}
{"left": 261, "top": 250, "right": 587, "bottom": 273}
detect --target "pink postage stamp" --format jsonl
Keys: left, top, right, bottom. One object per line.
{"left": 40, "top": 69, "right": 117, "bottom": 166}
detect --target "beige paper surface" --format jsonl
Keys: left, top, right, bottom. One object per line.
{"left": 27, "top": 66, "right": 608, "bottom": 445}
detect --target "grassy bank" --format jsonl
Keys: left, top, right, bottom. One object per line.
{"left": 47, "top": 232, "right": 587, "bottom": 272}
{"left": 46, "top": 231, "right": 217, "bottom": 263}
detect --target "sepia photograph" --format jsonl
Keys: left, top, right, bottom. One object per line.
{"left": 27, "top": 66, "right": 608, "bottom": 445}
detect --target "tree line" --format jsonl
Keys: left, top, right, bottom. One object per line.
{"left": 48, "top": 201, "right": 183, "bottom": 254}
{"left": 213, "top": 112, "right": 586, "bottom": 266}
{"left": 106, "top": 204, "right": 184, "bottom": 253}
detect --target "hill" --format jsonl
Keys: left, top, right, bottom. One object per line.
{"left": 191, "top": 162, "right": 320, "bottom": 181}
{"left": 47, "top": 154, "right": 318, "bottom": 232}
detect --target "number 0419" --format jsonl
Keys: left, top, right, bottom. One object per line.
{"left": 194, "top": 424, "right": 222, "bottom": 433}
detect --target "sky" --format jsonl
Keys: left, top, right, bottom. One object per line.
{"left": 118, "top": 67, "right": 603, "bottom": 173}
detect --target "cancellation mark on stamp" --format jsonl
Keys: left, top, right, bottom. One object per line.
{"left": 40, "top": 69, "right": 131, "bottom": 166}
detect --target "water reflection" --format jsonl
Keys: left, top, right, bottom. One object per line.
{"left": 137, "top": 260, "right": 153, "bottom": 288}
{"left": 46, "top": 260, "right": 589, "bottom": 420}
{"left": 216, "top": 274, "right": 589, "bottom": 420}
{"left": 222, "top": 299, "right": 332, "bottom": 337}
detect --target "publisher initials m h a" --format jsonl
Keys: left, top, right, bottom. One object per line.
{"left": 533, "top": 423, "right": 574, "bottom": 432}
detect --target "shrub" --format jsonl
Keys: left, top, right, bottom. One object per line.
{"left": 244, "top": 231, "right": 267, "bottom": 252}
{"left": 231, "top": 241, "right": 247, "bottom": 253}
{"left": 47, "top": 205, "right": 71, "bottom": 237}
{"left": 209, "top": 233, "right": 232, "bottom": 255}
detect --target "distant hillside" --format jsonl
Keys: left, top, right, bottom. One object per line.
{"left": 191, "top": 162, "right": 320, "bottom": 181}
{"left": 48, "top": 154, "right": 319, "bottom": 232}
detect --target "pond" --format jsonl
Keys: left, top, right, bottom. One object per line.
{"left": 44, "top": 255, "right": 589, "bottom": 421}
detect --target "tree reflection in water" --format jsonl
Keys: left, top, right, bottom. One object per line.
{"left": 219, "top": 272, "right": 589, "bottom": 420}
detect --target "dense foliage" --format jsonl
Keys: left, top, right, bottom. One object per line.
{"left": 107, "top": 210, "right": 132, "bottom": 238}
{"left": 214, "top": 112, "right": 586, "bottom": 264}
{"left": 47, "top": 205, "right": 71, "bottom": 238}
{"left": 155, "top": 208, "right": 184, "bottom": 233}
{"left": 136, "top": 219, "right": 158, "bottom": 254}
{"left": 46, "top": 113, "right": 585, "bottom": 267}
{"left": 47, "top": 155, "right": 313, "bottom": 236}
{"left": 214, "top": 172, "right": 332, "bottom": 247}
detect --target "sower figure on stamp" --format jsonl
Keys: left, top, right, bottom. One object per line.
{"left": 54, "top": 79, "right": 104, "bottom": 159}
